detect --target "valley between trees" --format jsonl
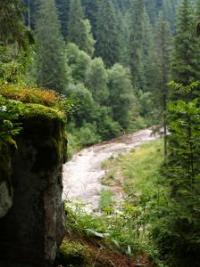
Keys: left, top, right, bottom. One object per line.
{"left": 0, "top": 0, "right": 200, "bottom": 267}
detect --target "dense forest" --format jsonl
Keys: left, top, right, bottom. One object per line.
{"left": 0, "top": 0, "right": 200, "bottom": 266}
{"left": 1, "top": 0, "right": 180, "bottom": 153}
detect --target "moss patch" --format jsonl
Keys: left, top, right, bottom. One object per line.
{"left": 58, "top": 240, "right": 91, "bottom": 267}
{"left": 0, "top": 84, "right": 59, "bottom": 107}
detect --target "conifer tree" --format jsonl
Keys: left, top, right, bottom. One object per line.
{"left": 55, "top": 0, "right": 70, "bottom": 39}
{"left": 172, "top": 0, "right": 200, "bottom": 85}
{"left": 68, "top": 0, "right": 94, "bottom": 55}
{"left": 35, "top": 0, "right": 68, "bottom": 93}
{"left": 81, "top": 0, "right": 100, "bottom": 39}
{"left": 0, "top": 0, "right": 29, "bottom": 47}
{"left": 95, "top": 0, "right": 121, "bottom": 67}
{"left": 129, "top": 0, "right": 145, "bottom": 87}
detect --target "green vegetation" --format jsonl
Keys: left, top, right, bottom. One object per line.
{"left": 64, "top": 140, "right": 165, "bottom": 265}
{"left": 0, "top": 85, "right": 67, "bottom": 148}
{"left": 1, "top": 0, "right": 200, "bottom": 266}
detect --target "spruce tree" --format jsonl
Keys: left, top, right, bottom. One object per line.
{"left": 55, "top": 0, "right": 70, "bottom": 39}
{"left": 68, "top": 0, "right": 94, "bottom": 55}
{"left": 81, "top": 0, "right": 100, "bottom": 39}
{"left": 0, "top": 0, "right": 28, "bottom": 47}
{"left": 172, "top": 0, "right": 200, "bottom": 85}
{"left": 129, "top": 0, "right": 145, "bottom": 88}
{"left": 95, "top": 0, "right": 121, "bottom": 67}
{"left": 35, "top": 0, "right": 68, "bottom": 93}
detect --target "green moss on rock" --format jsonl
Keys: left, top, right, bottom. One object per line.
{"left": 58, "top": 240, "right": 91, "bottom": 267}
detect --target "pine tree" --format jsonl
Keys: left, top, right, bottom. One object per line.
{"left": 172, "top": 0, "right": 200, "bottom": 85}
{"left": 95, "top": 0, "right": 121, "bottom": 67}
{"left": 81, "top": 0, "right": 100, "bottom": 39}
{"left": 55, "top": 0, "right": 70, "bottom": 39}
{"left": 35, "top": 0, "right": 68, "bottom": 93}
{"left": 68, "top": 0, "right": 94, "bottom": 55}
{"left": 0, "top": 0, "right": 29, "bottom": 47}
{"left": 129, "top": 0, "right": 145, "bottom": 88}
{"left": 142, "top": 10, "right": 159, "bottom": 92}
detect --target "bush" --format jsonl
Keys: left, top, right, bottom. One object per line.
{"left": 75, "top": 123, "right": 101, "bottom": 147}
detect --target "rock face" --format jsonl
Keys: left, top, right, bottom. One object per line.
{"left": 0, "top": 113, "right": 67, "bottom": 267}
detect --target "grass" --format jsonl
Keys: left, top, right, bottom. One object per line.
{"left": 102, "top": 139, "right": 164, "bottom": 198}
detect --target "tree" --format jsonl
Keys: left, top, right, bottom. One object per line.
{"left": 81, "top": 0, "right": 100, "bottom": 39}
{"left": 172, "top": 0, "right": 200, "bottom": 85}
{"left": 35, "top": 0, "right": 68, "bottom": 93}
{"left": 55, "top": 0, "right": 70, "bottom": 39}
{"left": 95, "top": 0, "right": 121, "bottom": 67}
{"left": 0, "top": 0, "right": 30, "bottom": 47}
{"left": 155, "top": 82, "right": 200, "bottom": 267}
{"left": 66, "top": 42, "right": 91, "bottom": 83}
{"left": 86, "top": 58, "right": 108, "bottom": 105}
{"left": 108, "top": 64, "right": 135, "bottom": 129}
{"left": 129, "top": 0, "right": 145, "bottom": 87}
{"left": 68, "top": 0, "right": 95, "bottom": 55}
{"left": 155, "top": 13, "right": 171, "bottom": 156}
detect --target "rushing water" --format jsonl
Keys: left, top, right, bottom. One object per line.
{"left": 62, "top": 129, "right": 158, "bottom": 212}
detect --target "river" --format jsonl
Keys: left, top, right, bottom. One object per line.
{"left": 62, "top": 128, "right": 158, "bottom": 212}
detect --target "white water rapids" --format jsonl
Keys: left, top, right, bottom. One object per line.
{"left": 62, "top": 128, "right": 159, "bottom": 212}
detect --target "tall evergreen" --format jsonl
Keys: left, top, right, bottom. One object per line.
{"left": 55, "top": 0, "right": 70, "bottom": 39}
{"left": 95, "top": 0, "right": 121, "bottom": 67}
{"left": 0, "top": 0, "right": 29, "bottom": 47}
{"left": 35, "top": 0, "right": 68, "bottom": 93}
{"left": 68, "top": 0, "right": 94, "bottom": 55}
{"left": 81, "top": 0, "right": 100, "bottom": 39}
{"left": 172, "top": 0, "right": 200, "bottom": 85}
{"left": 142, "top": 10, "right": 158, "bottom": 92}
{"left": 129, "top": 0, "right": 145, "bottom": 87}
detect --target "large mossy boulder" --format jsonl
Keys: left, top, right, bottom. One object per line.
{"left": 0, "top": 87, "right": 67, "bottom": 267}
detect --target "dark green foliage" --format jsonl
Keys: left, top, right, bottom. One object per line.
{"left": 68, "top": 0, "right": 95, "bottom": 55}
{"left": 153, "top": 82, "right": 200, "bottom": 266}
{"left": 55, "top": 0, "right": 70, "bottom": 39}
{"left": 129, "top": 0, "right": 145, "bottom": 87}
{"left": 86, "top": 58, "right": 109, "bottom": 105}
{"left": 95, "top": 0, "right": 121, "bottom": 67}
{"left": 66, "top": 42, "right": 91, "bottom": 83}
{"left": 108, "top": 64, "right": 135, "bottom": 129}
{"left": 0, "top": 0, "right": 30, "bottom": 47}
{"left": 35, "top": 0, "right": 68, "bottom": 93}
{"left": 172, "top": 0, "right": 200, "bottom": 85}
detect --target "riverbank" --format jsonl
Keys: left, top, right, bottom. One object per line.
{"left": 58, "top": 139, "right": 164, "bottom": 267}
{"left": 62, "top": 128, "right": 159, "bottom": 212}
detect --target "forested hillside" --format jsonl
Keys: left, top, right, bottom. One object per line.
{"left": 10, "top": 0, "right": 181, "bottom": 153}
{"left": 1, "top": 0, "right": 200, "bottom": 266}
